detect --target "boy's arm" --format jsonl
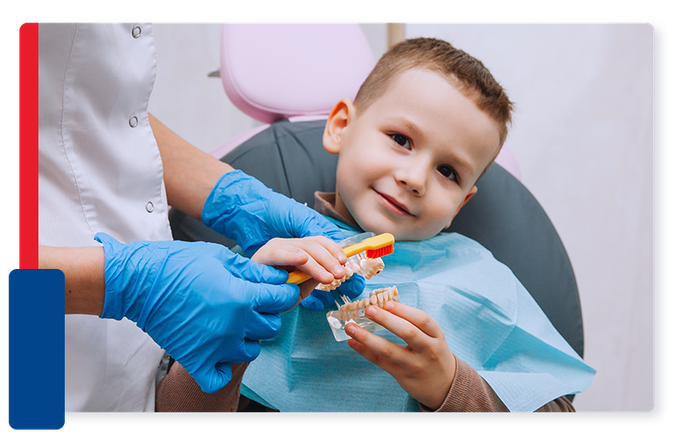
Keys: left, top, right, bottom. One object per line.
{"left": 423, "top": 358, "right": 576, "bottom": 412}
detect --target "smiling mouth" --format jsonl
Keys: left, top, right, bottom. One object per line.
{"left": 374, "top": 189, "right": 414, "bottom": 216}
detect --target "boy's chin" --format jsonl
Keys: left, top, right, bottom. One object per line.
{"left": 353, "top": 219, "right": 387, "bottom": 237}
{"left": 354, "top": 217, "right": 440, "bottom": 241}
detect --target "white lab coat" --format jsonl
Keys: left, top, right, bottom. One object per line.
{"left": 38, "top": 23, "right": 172, "bottom": 411}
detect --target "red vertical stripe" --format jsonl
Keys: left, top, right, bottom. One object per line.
{"left": 19, "top": 23, "right": 38, "bottom": 269}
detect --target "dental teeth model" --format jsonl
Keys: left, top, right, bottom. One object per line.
{"left": 315, "top": 251, "right": 385, "bottom": 292}
{"left": 326, "top": 286, "right": 400, "bottom": 342}
{"left": 338, "top": 286, "right": 400, "bottom": 322}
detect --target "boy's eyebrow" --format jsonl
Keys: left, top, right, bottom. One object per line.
{"left": 384, "top": 116, "right": 420, "bottom": 138}
{"left": 444, "top": 148, "right": 476, "bottom": 179}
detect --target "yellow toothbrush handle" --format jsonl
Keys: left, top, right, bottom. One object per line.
{"left": 287, "top": 269, "right": 312, "bottom": 285}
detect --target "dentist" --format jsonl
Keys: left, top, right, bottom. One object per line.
{"left": 38, "top": 23, "right": 354, "bottom": 411}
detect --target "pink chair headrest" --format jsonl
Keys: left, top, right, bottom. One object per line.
{"left": 220, "top": 24, "right": 376, "bottom": 123}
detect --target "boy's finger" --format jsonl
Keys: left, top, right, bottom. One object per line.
{"left": 258, "top": 247, "right": 309, "bottom": 268}
{"left": 307, "top": 235, "right": 348, "bottom": 264}
{"left": 266, "top": 243, "right": 337, "bottom": 284}
{"left": 364, "top": 304, "right": 433, "bottom": 352}
{"left": 344, "top": 322, "right": 410, "bottom": 367}
{"left": 381, "top": 302, "right": 444, "bottom": 340}
{"left": 292, "top": 238, "right": 348, "bottom": 281}
{"left": 291, "top": 254, "right": 338, "bottom": 284}
{"left": 346, "top": 336, "right": 380, "bottom": 364}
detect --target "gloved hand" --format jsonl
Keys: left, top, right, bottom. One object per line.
{"left": 202, "top": 170, "right": 346, "bottom": 256}
{"left": 202, "top": 169, "right": 365, "bottom": 305}
{"left": 95, "top": 232, "right": 298, "bottom": 394}
{"left": 300, "top": 276, "right": 366, "bottom": 311}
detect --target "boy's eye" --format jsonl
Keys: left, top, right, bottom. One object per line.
{"left": 391, "top": 134, "right": 411, "bottom": 149}
{"left": 438, "top": 165, "right": 459, "bottom": 183}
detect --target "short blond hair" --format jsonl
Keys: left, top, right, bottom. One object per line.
{"left": 354, "top": 37, "right": 514, "bottom": 148}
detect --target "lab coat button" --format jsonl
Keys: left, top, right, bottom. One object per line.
{"left": 145, "top": 201, "right": 154, "bottom": 213}
{"left": 129, "top": 116, "right": 138, "bottom": 127}
{"left": 132, "top": 26, "right": 142, "bottom": 38}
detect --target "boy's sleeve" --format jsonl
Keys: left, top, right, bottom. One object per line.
{"left": 155, "top": 361, "right": 250, "bottom": 412}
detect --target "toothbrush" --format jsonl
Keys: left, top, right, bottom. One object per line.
{"left": 286, "top": 233, "right": 395, "bottom": 285}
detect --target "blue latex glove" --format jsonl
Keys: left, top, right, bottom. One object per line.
{"left": 202, "top": 170, "right": 347, "bottom": 256}
{"left": 300, "top": 276, "right": 366, "bottom": 311}
{"left": 95, "top": 232, "right": 299, "bottom": 394}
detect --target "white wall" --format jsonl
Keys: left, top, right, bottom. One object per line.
{"left": 148, "top": 23, "right": 654, "bottom": 412}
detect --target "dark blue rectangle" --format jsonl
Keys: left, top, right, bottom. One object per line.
{"left": 9, "top": 269, "right": 65, "bottom": 430}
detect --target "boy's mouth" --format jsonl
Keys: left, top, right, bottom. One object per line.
{"left": 374, "top": 189, "right": 414, "bottom": 217}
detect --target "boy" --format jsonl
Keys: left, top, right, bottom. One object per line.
{"left": 160, "top": 38, "right": 595, "bottom": 412}
{"left": 242, "top": 39, "right": 594, "bottom": 411}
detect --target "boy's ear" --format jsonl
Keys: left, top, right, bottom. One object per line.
{"left": 444, "top": 186, "right": 477, "bottom": 229}
{"left": 323, "top": 98, "right": 354, "bottom": 154}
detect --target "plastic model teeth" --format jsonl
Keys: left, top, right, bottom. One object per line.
{"left": 339, "top": 286, "right": 399, "bottom": 323}
{"left": 326, "top": 286, "right": 400, "bottom": 342}
{"left": 315, "top": 252, "right": 384, "bottom": 292}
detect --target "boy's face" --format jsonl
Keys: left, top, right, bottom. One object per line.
{"left": 324, "top": 68, "right": 501, "bottom": 241}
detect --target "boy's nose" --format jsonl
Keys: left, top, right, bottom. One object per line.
{"left": 395, "top": 159, "right": 429, "bottom": 196}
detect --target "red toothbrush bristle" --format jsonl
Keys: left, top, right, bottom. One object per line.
{"left": 366, "top": 245, "right": 394, "bottom": 259}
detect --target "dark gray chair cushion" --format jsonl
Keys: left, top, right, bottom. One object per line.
{"left": 169, "top": 119, "right": 584, "bottom": 360}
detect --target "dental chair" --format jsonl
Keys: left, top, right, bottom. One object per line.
{"left": 169, "top": 23, "right": 585, "bottom": 376}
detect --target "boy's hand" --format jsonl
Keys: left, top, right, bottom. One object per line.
{"left": 344, "top": 302, "right": 457, "bottom": 410}
{"left": 251, "top": 236, "right": 348, "bottom": 300}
